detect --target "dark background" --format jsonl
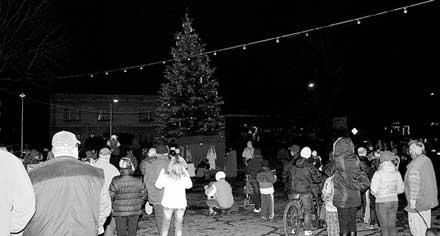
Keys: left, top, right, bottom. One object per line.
{"left": 1, "top": 0, "right": 439, "bottom": 146}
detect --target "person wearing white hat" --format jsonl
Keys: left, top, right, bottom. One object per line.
{"left": 24, "top": 131, "right": 111, "bottom": 236}
{"left": 286, "top": 146, "right": 322, "bottom": 236}
{"left": 95, "top": 147, "right": 120, "bottom": 236}
{"left": 204, "top": 171, "right": 234, "bottom": 216}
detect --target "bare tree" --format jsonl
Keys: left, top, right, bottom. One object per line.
{"left": 0, "top": 0, "right": 65, "bottom": 85}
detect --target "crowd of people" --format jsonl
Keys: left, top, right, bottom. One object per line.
{"left": 1, "top": 130, "right": 438, "bottom": 236}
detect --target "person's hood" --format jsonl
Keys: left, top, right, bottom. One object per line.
{"left": 295, "top": 157, "right": 310, "bottom": 168}
{"left": 247, "top": 141, "right": 253, "bottom": 148}
{"left": 379, "top": 161, "right": 397, "bottom": 172}
{"left": 333, "top": 137, "right": 355, "bottom": 157}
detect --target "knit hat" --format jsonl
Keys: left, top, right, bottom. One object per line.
{"left": 300, "top": 147, "right": 312, "bottom": 159}
{"left": 215, "top": 171, "right": 226, "bottom": 181}
{"left": 379, "top": 151, "right": 397, "bottom": 163}
{"left": 99, "top": 147, "right": 111, "bottom": 158}
{"left": 52, "top": 131, "right": 80, "bottom": 149}
{"left": 155, "top": 144, "right": 169, "bottom": 155}
{"left": 119, "top": 157, "right": 134, "bottom": 171}
{"left": 332, "top": 137, "right": 354, "bottom": 156}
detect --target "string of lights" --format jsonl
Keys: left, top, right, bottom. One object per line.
{"left": 57, "top": 0, "right": 435, "bottom": 80}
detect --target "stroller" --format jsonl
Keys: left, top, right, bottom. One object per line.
{"left": 243, "top": 174, "right": 254, "bottom": 208}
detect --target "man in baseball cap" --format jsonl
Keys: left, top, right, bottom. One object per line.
{"left": 24, "top": 131, "right": 111, "bottom": 236}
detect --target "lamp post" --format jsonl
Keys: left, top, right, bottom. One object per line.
{"left": 109, "top": 99, "right": 118, "bottom": 138}
{"left": 19, "top": 93, "right": 25, "bottom": 157}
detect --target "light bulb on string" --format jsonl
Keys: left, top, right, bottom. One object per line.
{"left": 213, "top": 52, "right": 217, "bottom": 56}
{"left": 276, "top": 38, "right": 280, "bottom": 43}
{"left": 357, "top": 19, "right": 361, "bottom": 24}
{"left": 105, "top": 72, "right": 109, "bottom": 76}
{"left": 123, "top": 69, "right": 127, "bottom": 73}
{"left": 90, "top": 74, "right": 94, "bottom": 78}
{"left": 305, "top": 32, "right": 309, "bottom": 37}
{"left": 242, "top": 45, "right": 247, "bottom": 50}
{"left": 404, "top": 8, "right": 408, "bottom": 14}
{"left": 140, "top": 66, "right": 143, "bottom": 70}
{"left": 187, "top": 57, "right": 191, "bottom": 61}
{"left": 162, "top": 61, "right": 166, "bottom": 65}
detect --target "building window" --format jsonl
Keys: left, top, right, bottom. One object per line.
{"left": 97, "top": 109, "right": 110, "bottom": 121}
{"left": 139, "top": 109, "right": 153, "bottom": 122}
{"left": 64, "top": 109, "right": 81, "bottom": 121}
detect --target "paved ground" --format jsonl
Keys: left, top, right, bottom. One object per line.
{"left": 136, "top": 178, "right": 440, "bottom": 236}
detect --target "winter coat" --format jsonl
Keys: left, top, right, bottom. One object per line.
{"left": 257, "top": 169, "right": 277, "bottom": 194}
{"left": 142, "top": 155, "right": 171, "bottom": 205}
{"left": 287, "top": 157, "right": 322, "bottom": 194}
{"left": 109, "top": 169, "right": 147, "bottom": 216}
{"left": 370, "top": 161, "right": 404, "bottom": 203}
{"left": 24, "top": 156, "right": 110, "bottom": 236}
{"left": 332, "top": 138, "right": 370, "bottom": 208}
{"left": 0, "top": 150, "right": 35, "bottom": 236}
{"left": 404, "top": 155, "right": 438, "bottom": 212}
{"left": 155, "top": 169, "right": 193, "bottom": 209}
{"left": 205, "top": 179, "right": 234, "bottom": 209}
{"left": 246, "top": 155, "right": 267, "bottom": 179}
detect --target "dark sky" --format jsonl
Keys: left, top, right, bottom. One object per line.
{"left": 53, "top": 0, "right": 439, "bottom": 116}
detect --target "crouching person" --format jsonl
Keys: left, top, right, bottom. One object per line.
{"left": 109, "top": 158, "right": 147, "bottom": 236}
{"left": 205, "top": 171, "right": 234, "bottom": 216}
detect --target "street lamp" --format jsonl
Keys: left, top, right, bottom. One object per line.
{"left": 19, "top": 93, "right": 25, "bottom": 157}
{"left": 109, "top": 99, "right": 118, "bottom": 138}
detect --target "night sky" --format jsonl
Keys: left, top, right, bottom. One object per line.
{"left": 51, "top": 0, "right": 439, "bottom": 116}
{"left": 2, "top": 0, "right": 440, "bottom": 146}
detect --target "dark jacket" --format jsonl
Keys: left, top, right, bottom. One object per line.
{"left": 332, "top": 138, "right": 370, "bottom": 208}
{"left": 24, "top": 157, "right": 106, "bottom": 236}
{"left": 109, "top": 169, "right": 147, "bottom": 216}
{"left": 287, "top": 157, "right": 322, "bottom": 194}
{"left": 246, "top": 155, "right": 268, "bottom": 179}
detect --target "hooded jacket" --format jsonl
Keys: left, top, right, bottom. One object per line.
{"left": 370, "top": 161, "right": 404, "bottom": 203}
{"left": 332, "top": 138, "right": 370, "bottom": 208}
{"left": 287, "top": 157, "right": 322, "bottom": 194}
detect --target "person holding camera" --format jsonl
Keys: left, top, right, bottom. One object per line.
{"left": 204, "top": 171, "right": 234, "bottom": 216}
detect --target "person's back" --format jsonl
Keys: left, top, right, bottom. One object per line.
{"left": 24, "top": 157, "right": 105, "bottom": 236}
{"left": 0, "top": 150, "right": 35, "bottom": 236}
{"left": 288, "top": 157, "right": 321, "bottom": 194}
{"left": 110, "top": 170, "right": 146, "bottom": 216}
{"left": 24, "top": 131, "right": 109, "bottom": 236}
{"left": 213, "top": 179, "right": 234, "bottom": 209}
{"left": 143, "top": 155, "right": 170, "bottom": 205}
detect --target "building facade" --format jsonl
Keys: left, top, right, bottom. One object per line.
{"left": 49, "top": 93, "right": 158, "bottom": 145}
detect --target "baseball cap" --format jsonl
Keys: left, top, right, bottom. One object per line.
{"left": 52, "top": 131, "right": 80, "bottom": 148}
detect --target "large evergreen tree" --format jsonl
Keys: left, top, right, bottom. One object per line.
{"left": 156, "top": 14, "right": 224, "bottom": 142}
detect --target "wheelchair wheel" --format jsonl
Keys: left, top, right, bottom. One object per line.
{"left": 283, "top": 201, "right": 301, "bottom": 236}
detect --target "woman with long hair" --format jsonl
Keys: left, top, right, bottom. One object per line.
{"left": 155, "top": 158, "right": 193, "bottom": 236}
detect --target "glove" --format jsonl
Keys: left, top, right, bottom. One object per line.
{"left": 410, "top": 199, "right": 416, "bottom": 209}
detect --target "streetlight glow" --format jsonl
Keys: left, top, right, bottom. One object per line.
{"left": 113, "top": 99, "right": 119, "bottom": 103}
{"left": 308, "top": 82, "right": 315, "bottom": 88}
{"left": 20, "top": 93, "right": 26, "bottom": 98}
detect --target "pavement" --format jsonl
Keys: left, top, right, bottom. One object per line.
{"left": 135, "top": 178, "right": 440, "bottom": 236}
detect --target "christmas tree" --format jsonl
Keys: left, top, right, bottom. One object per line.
{"left": 156, "top": 14, "right": 224, "bottom": 142}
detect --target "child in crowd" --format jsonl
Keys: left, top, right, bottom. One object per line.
{"left": 204, "top": 171, "right": 234, "bottom": 216}
{"left": 109, "top": 158, "right": 147, "bottom": 236}
{"left": 256, "top": 164, "right": 277, "bottom": 220}
{"left": 322, "top": 167, "right": 339, "bottom": 236}
{"left": 155, "top": 158, "right": 193, "bottom": 236}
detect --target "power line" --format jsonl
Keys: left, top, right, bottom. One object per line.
{"left": 56, "top": 0, "right": 435, "bottom": 80}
